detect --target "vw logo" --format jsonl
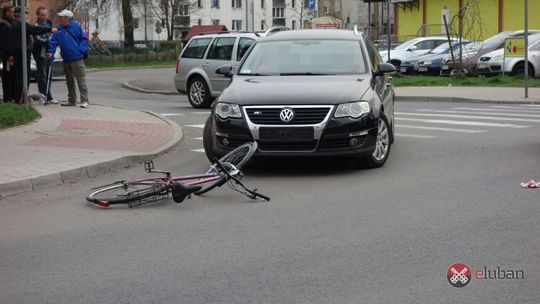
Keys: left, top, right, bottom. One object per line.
{"left": 279, "top": 108, "right": 295, "bottom": 122}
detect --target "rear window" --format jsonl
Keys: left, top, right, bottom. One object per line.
{"left": 182, "top": 38, "right": 213, "bottom": 59}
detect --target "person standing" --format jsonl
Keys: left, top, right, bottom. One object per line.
{"left": 8, "top": 6, "right": 54, "bottom": 104}
{"left": 32, "top": 7, "right": 58, "bottom": 104}
{"left": 47, "top": 10, "right": 89, "bottom": 108}
{"left": 0, "top": 5, "right": 14, "bottom": 102}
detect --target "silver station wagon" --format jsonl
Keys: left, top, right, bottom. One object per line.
{"left": 174, "top": 32, "right": 259, "bottom": 108}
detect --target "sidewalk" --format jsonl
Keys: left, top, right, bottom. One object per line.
{"left": 0, "top": 104, "right": 182, "bottom": 197}
{"left": 123, "top": 78, "right": 540, "bottom": 104}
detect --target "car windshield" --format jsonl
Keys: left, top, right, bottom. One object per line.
{"left": 393, "top": 38, "right": 420, "bottom": 50}
{"left": 481, "top": 31, "right": 512, "bottom": 49}
{"left": 429, "top": 42, "right": 451, "bottom": 54}
{"left": 238, "top": 40, "right": 367, "bottom": 76}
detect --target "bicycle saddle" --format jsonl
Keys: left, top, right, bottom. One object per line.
{"left": 172, "top": 182, "right": 202, "bottom": 203}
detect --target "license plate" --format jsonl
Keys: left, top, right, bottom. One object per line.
{"left": 478, "top": 63, "right": 488, "bottom": 69}
{"left": 418, "top": 67, "right": 428, "bottom": 72}
{"left": 400, "top": 67, "right": 408, "bottom": 73}
{"left": 259, "top": 127, "right": 313, "bottom": 142}
{"left": 442, "top": 64, "right": 449, "bottom": 70}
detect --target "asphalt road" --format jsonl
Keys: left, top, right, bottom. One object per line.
{"left": 1, "top": 68, "right": 539, "bottom": 303}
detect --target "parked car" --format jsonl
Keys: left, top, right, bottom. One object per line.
{"left": 29, "top": 47, "right": 64, "bottom": 81}
{"left": 174, "top": 32, "right": 259, "bottom": 108}
{"left": 412, "top": 41, "right": 473, "bottom": 75}
{"left": 203, "top": 29, "right": 396, "bottom": 168}
{"left": 477, "top": 33, "right": 540, "bottom": 78}
{"left": 375, "top": 41, "right": 401, "bottom": 52}
{"left": 379, "top": 36, "right": 451, "bottom": 70}
{"left": 441, "top": 30, "right": 540, "bottom": 76}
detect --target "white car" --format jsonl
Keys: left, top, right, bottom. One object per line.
{"left": 379, "top": 36, "right": 452, "bottom": 70}
{"left": 477, "top": 33, "right": 540, "bottom": 78}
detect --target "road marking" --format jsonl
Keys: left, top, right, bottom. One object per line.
{"left": 396, "top": 112, "right": 540, "bottom": 123}
{"left": 490, "top": 105, "right": 540, "bottom": 111}
{"left": 518, "top": 104, "right": 540, "bottom": 107}
{"left": 395, "top": 133, "right": 436, "bottom": 139}
{"left": 185, "top": 124, "right": 205, "bottom": 128}
{"left": 160, "top": 113, "right": 184, "bottom": 116}
{"left": 398, "top": 124, "right": 486, "bottom": 133}
{"left": 453, "top": 107, "right": 540, "bottom": 114}
{"left": 191, "top": 148, "right": 205, "bottom": 153}
{"left": 416, "top": 109, "right": 540, "bottom": 119}
{"left": 194, "top": 137, "right": 203, "bottom": 140}
{"left": 191, "top": 111, "right": 211, "bottom": 115}
{"left": 395, "top": 117, "right": 530, "bottom": 128}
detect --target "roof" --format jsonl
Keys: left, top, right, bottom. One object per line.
{"left": 184, "top": 25, "right": 228, "bottom": 41}
{"left": 260, "top": 29, "right": 364, "bottom": 42}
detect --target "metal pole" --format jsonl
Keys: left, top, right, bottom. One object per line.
{"left": 387, "top": 0, "right": 391, "bottom": 63}
{"left": 21, "top": 0, "right": 28, "bottom": 108}
{"left": 368, "top": 2, "right": 371, "bottom": 39}
{"left": 143, "top": 0, "right": 148, "bottom": 43}
{"left": 524, "top": 0, "right": 529, "bottom": 98}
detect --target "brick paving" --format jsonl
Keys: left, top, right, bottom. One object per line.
{"left": 0, "top": 104, "right": 181, "bottom": 196}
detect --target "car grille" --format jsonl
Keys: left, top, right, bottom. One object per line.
{"left": 492, "top": 65, "right": 502, "bottom": 71}
{"left": 246, "top": 107, "right": 330, "bottom": 125}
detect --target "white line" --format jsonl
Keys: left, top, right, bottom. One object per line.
{"left": 453, "top": 107, "right": 540, "bottom": 114}
{"left": 398, "top": 124, "right": 486, "bottom": 133}
{"left": 160, "top": 113, "right": 184, "bottom": 116}
{"left": 191, "top": 111, "right": 211, "bottom": 115}
{"left": 194, "top": 137, "right": 203, "bottom": 140}
{"left": 396, "top": 133, "right": 436, "bottom": 139}
{"left": 185, "top": 124, "right": 205, "bottom": 128}
{"left": 396, "top": 111, "right": 540, "bottom": 123}
{"left": 395, "top": 117, "right": 530, "bottom": 128}
{"left": 490, "top": 105, "right": 540, "bottom": 111}
{"left": 191, "top": 148, "right": 206, "bottom": 153}
{"left": 518, "top": 104, "right": 540, "bottom": 107}
{"left": 416, "top": 109, "right": 540, "bottom": 119}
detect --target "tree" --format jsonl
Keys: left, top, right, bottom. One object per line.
{"left": 149, "top": 0, "right": 199, "bottom": 40}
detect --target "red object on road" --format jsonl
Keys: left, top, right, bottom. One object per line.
{"left": 521, "top": 180, "right": 540, "bottom": 188}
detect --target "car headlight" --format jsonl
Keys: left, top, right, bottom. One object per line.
{"left": 334, "top": 101, "right": 370, "bottom": 119}
{"left": 215, "top": 102, "right": 242, "bottom": 119}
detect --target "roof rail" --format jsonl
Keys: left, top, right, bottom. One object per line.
{"left": 353, "top": 25, "right": 359, "bottom": 36}
{"left": 263, "top": 26, "right": 290, "bottom": 37}
{"left": 197, "top": 31, "right": 230, "bottom": 36}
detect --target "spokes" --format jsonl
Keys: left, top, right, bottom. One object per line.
{"left": 373, "top": 119, "right": 389, "bottom": 161}
{"left": 190, "top": 81, "right": 206, "bottom": 104}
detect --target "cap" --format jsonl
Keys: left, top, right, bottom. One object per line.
{"left": 57, "top": 9, "right": 73, "bottom": 18}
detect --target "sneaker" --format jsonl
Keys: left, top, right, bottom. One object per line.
{"left": 61, "top": 101, "right": 76, "bottom": 106}
{"left": 48, "top": 99, "right": 59, "bottom": 104}
{"left": 80, "top": 102, "right": 89, "bottom": 108}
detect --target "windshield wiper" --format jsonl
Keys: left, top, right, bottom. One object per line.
{"left": 280, "top": 72, "right": 336, "bottom": 76}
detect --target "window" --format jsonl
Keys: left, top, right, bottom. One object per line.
{"left": 292, "top": 20, "right": 296, "bottom": 29}
{"left": 198, "top": 0, "right": 202, "bottom": 7}
{"left": 261, "top": 20, "right": 265, "bottom": 30}
{"left": 365, "top": 38, "right": 382, "bottom": 73}
{"left": 272, "top": 7, "right": 284, "bottom": 18}
{"left": 206, "top": 37, "right": 236, "bottom": 61}
{"left": 132, "top": 18, "right": 140, "bottom": 29}
{"left": 181, "top": 38, "right": 213, "bottom": 59}
{"left": 237, "top": 37, "right": 255, "bottom": 61}
{"left": 261, "top": 0, "right": 265, "bottom": 8}
{"left": 179, "top": 5, "right": 189, "bottom": 15}
{"left": 531, "top": 41, "right": 540, "bottom": 51}
{"left": 232, "top": 0, "right": 242, "bottom": 8}
{"left": 212, "top": 0, "right": 220, "bottom": 8}
{"left": 212, "top": 19, "right": 220, "bottom": 25}
{"left": 335, "top": 0, "right": 340, "bottom": 12}
{"left": 323, "top": 0, "right": 329, "bottom": 14}
{"left": 413, "top": 40, "right": 435, "bottom": 50}
{"left": 232, "top": 20, "right": 242, "bottom": 30}
{"left": 292, "top": 0, "right": 295, "bottom": 8}
{"left": 197, "top": 18, "right": 202, "bottom": 25}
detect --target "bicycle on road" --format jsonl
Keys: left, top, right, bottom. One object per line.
{"left": 86, "top": 142, "right": 269, "bottom": 208}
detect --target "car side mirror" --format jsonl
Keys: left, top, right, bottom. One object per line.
{"left": 373, "top": 63, "right": 396, "bottom": 77}
{"left": 408, "top": 45, "right": 418, "bottom": 51}
{"left": 216, "top": 65, "right": 233, "bottom": 78}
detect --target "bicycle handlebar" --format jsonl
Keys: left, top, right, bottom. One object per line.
{"left": 213, "top": 157, "right": 270, "bottom": 202}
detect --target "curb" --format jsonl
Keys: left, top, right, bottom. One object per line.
{"left": 122, "top": 81, "right": 180, "bottom": 95}
{"left": 0, "top": 106, "right": 184, "bottom": 199}
{"left": 395, "top": 96, "right": 540, "bottom": 104}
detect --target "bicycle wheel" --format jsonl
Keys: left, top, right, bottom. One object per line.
{"left": 86, "top": 181, "right": 168, "bottom": 207}
{"left": 195, "top": 142, "right": 258, "bottom": 195}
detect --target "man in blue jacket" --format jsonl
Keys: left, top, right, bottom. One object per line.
{"left": 47, "top": 10, "right": 89, "bottom": 108}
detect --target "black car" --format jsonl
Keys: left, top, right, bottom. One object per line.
{"left": 203, "top": 29, "right": 396, "bottom": 168}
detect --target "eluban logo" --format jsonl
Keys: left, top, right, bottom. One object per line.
{"left": 447, "top": 262, "right": 472, "bottom": 288}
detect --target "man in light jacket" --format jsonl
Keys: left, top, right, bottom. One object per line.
{"left": 47, "top": 10, "right": 89, "bottom": 108}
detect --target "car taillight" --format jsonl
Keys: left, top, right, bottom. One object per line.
{"left": 176, "top": 59, "right": 180, "bottom": 74}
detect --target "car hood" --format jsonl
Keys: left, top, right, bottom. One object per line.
{"left": 219, "top": 75, "right": 372, "bottom": 105}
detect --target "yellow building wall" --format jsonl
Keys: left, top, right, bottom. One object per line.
{"left": 396, "top": 0, "right": 540, "bottom": 42}
{"left": 502, "top": 0, "right": 540, "bottom": 31}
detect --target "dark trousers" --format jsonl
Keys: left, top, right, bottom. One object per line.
{"left": 12, "top": 52, "right": 31, "bottom": 103}
{"left": 1, "top": 53, "right": 14, "bottom": 102}
{"left": 35, "top": 55, "right": 53, "bottom": 101}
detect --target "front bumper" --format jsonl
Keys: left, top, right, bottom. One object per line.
{"left": 210, "top": 105, "right": 379, "bottom": 157}
{"left": 476, "top": 61, "right": 503, "bottom": 76}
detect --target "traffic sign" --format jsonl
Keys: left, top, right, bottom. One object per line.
{"left": 504, "top": 38, "right": 526, "bottom": 57}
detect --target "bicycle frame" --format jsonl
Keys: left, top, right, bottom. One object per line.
{"left": 129, "top": 173, "right": 221, "bottom": 187}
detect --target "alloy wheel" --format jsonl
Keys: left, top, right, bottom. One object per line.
{"left": 372, "top": 118, "right": 389, "bottom": 161}
{"left": 190, "top": 81, "right": 206, "bottom": 105}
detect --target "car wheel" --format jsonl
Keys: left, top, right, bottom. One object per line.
{"left": 357, "top": 113, "right": 392, "bottom": 169}
{"left": 188, "top": 77, "right": 212, "bottom": 108}
{"left": 203, "top": 116, "right": 218, "bottom": 163}
{"left": 511, "top": 62, "right": 534, "bottom": 77}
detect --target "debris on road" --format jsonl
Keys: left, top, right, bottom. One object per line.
{"left": 521, "top": 180, "right": 540, "bottom": 188}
